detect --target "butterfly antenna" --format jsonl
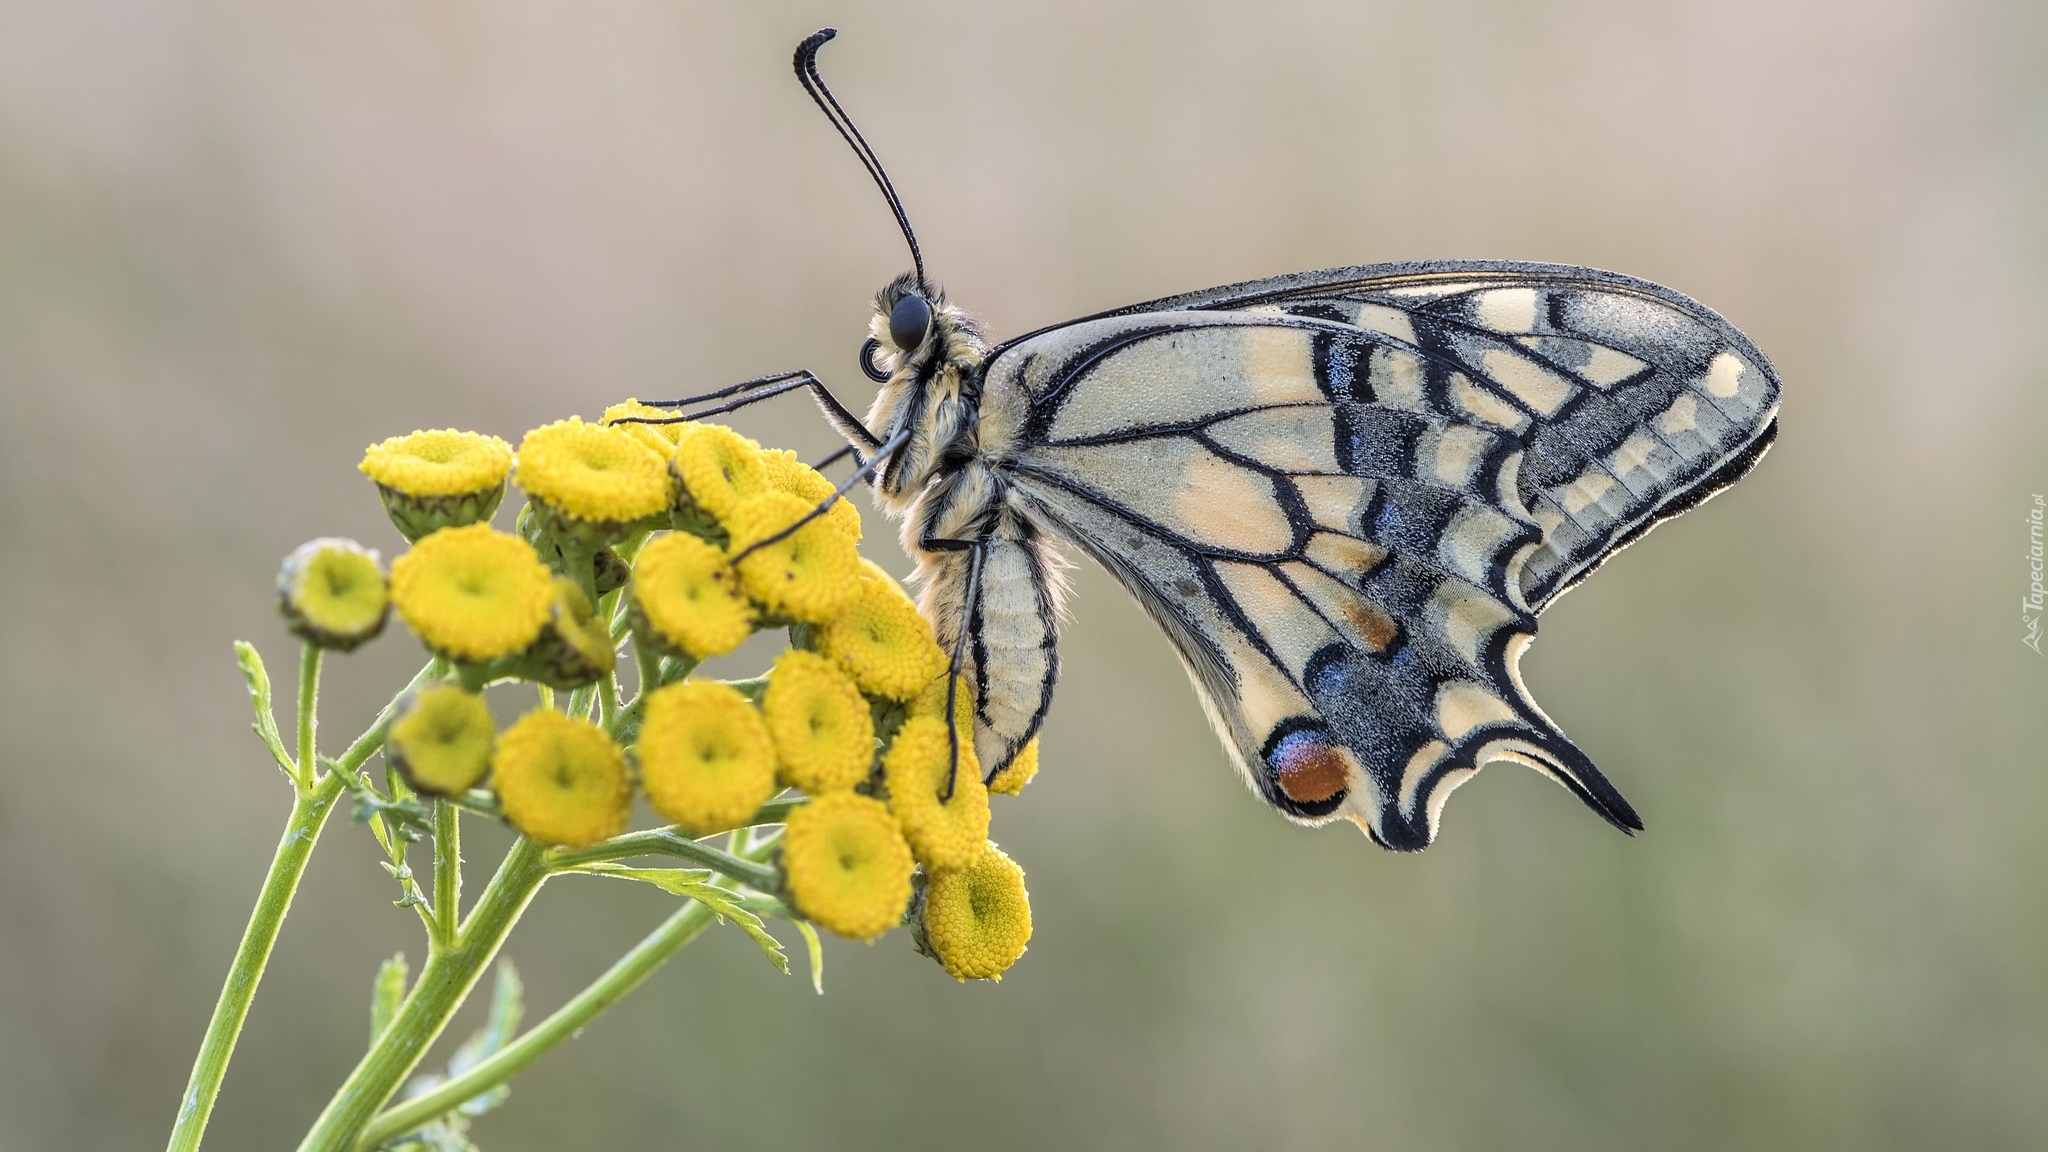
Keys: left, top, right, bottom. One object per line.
{"left": 794, "top": 28, "right": 926, "bottom": 289}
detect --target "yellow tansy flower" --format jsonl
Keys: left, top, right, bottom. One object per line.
{"left": 491, "top": 709, "right": 632, "bottom": 848}
{"left": 516, "top": 418, "right": 673, "bottom": 535}
{"left": 387, "top": 684, "right": 495, "bottom": 796}
{"left": 519, "top": 578, "right": 617, "bottom": 689}
{"left": 883, "top": 715, "right": 990, "bottom": 872}
{"left": 601, "top": 398, "right": 696, "bottom": 458}
{"left": 637, "top": 681, "right": 779, "bottom": 835}
{"left": 389, "top": 525, "right": 555, "bottom": 663}
{"left": 819, "top": 562, "right": 946, "bottom": 700}
{"left": 670, "top": 423, "right": 772, "bottom": 527}
{"left": 916, "top": 841, "right": 1032, "bottom": 981}
{"left": 724, "top": 491, "right": 861, "bottom": 624}
{"left": 780, "top": 793, "right": 914, "bottom": 941}
{"left": 761, "top": 650, "right": 875, "bottom": 795}
{"left": 628, "top": 532, "right": 756, "bottom": 659}
{"left": 988, "top": 737, "right": 1039, "bottom": 796}
{"left": 360, "top": 429, "right": 513, "bottom": 541}
{"left": 759, "top": 448, "right": 861, "bottom": 544}
{"left": 277, "top": 537, "right": 389, "bottom": 652}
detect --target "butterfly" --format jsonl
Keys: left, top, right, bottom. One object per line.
{"left": 644, "top": 29, "right": 1781, "bottom": 851}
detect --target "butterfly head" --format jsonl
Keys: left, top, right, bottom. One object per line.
{"left": 859, "top": 273, "right": 988, "bottom": 500}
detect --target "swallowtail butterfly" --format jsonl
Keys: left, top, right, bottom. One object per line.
{"left": 647, "top": 29, "right": 1781, "bottom": 851}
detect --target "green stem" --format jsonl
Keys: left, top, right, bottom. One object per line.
{"left": 548, "top": 828, "right": 779, "bottom": 891}
{"left": 165, "top": 772, "right": 347, "bottom": 1152}
{"left": 296, "top": 645, "right": 323, "bottom": 788}
{"left": 293, "top": 838, "right": 551, "bottom": 1152}
{"left": 356, "top": 900, "right": 718, "bottom": 1149}
{"left": 432, "top": 801, "right": 460, "bottom": 951}
{"left": 165, "top": 657, "right": 437, "bottom": 1152}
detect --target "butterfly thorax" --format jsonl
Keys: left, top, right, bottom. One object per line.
{"left": 864, "top": 274, "right": 990, "bottom": 513}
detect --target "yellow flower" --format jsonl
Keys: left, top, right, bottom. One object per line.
{"left": 389, "top": 525, "right": 555, "bottom": 662}
{"left": 761, "top": 650, "right": 874, "bottom": 795}
{"left": 988, "top": 737, "right": 1039, "bottom": 796}
{"left": 916, "top": 841, "right": 1032, "bottom": 981}
{"left": 277, "top": 537, "right": 389, "bottom": 651}
{"left": 883, "top": 715, "right": 989, "bottom": 872}
{"left": 516, "top": 418, "right": 673, "bottom": 532}
{"left": 818, "top": 562, "right": 945, "bottom": 700}
{"left": 518, "top": 578, "right": 617, "bottom": 689}
{"left": 759, "top": 448, "right": 861, "bottom": 544}
{"left": 359, "top": 429, "right": 513, "bottom": 541}
{"left": 387, "top": 684, "right": 495, "bottom": 796}
{"left": 636, "top": 681, "right": 779, "bottom": 835}
{"left": 491, "top": 709, "right": 632, "bottom": 848}
{"left": 670, "top": 423, "right": 771, "bottom": 526}
{"left": 724, "top": 491, "right": 860, "bottom": 624}
{"left": 780, "top": 793, "right": 914, "bottom": 941}
{"left": 627, "top": 532, "right": 756, "bottom": 659}
{"left": 601, "top": 398, "right": 696, "bottom": 457}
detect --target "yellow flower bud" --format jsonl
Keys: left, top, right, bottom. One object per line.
{"left": 359, "top": 430, "right": 513, "bottom": 542}
{"left": 517, "top": 578, "right": 616, "bottom": 690}
{"left": 725, "top": 491, "right": 861, "bottom": 625}
{"left": 516, "top": 418, "right": 673, "bottom": 548}
{"left": 780, "top": 793, "right": 914, "bottom": 941}
{"left": 388, "top": 525, "right": 555, "bottom": 664}
{"left": 491, "top": 709, "right": 632, "bottom": 848}
{"left": 277, "top": 537, "right": 389, "bottom": 651}
{"left": 761, "top": 650, "right": 874, "bottom": 795}
{"left": 818, "top": 561, "right": 945, "bottom": 701}
{"left": 387, "top": 684, "right": 494, "bottom": 796}
{"left": 627, "top": 532, "right": 756, "bottom": 660}
{"left": 913, "top": 841, "right": 1032, "bottom": 981}
{"left": 636, "top": 681, "right": 778, "bottom": 835}
{"left": 883, "top": 715, "right": 989, "bottom": 873}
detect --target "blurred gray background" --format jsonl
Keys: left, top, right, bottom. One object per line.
{"left": 3, "top": 1, "right": 2045, "bottom": 1149}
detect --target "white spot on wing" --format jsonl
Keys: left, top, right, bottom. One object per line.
{"left": 1659, "top": 393, "right": 1699, "bottom": 435}
{"left": 1292, "top": 475, "right": 1373, "bottom": 535}
{"left": 1451, "top": 376, "right": 1527, "bottom": 430}
{"left": 1473, "top": 288, "right": 1538, "bottom": 334}
{"left": 1429, "top": 424, "right": 1491, "bottom": 488}
{"left": 1705, "top": 351, "right": 1745, "bottom": 398}
{"left": 1352, "top": 303, "right": 1417, "bottom": 345}
{"left": 1480, "top": 348, "right": 1575, "bottom": 416}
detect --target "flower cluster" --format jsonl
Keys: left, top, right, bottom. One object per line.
{"left": 282, "top": 406, "right": 1038, "bottom": 981}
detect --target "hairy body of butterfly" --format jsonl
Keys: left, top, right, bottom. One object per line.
{"left": 827, "top": 259, "right": 1780, "bottom": 852}
{"left": 662, "top": 29, "right": 1782, "bottom": 852}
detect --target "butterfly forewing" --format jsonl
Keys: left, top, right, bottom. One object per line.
{"left": 978, "top": 261, "right": 1778, "bottom": 849}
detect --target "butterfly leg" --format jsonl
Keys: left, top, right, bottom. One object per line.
{"left": 614, "top": 369, "right": 883, "bottom": 453}
{"left": 729, "top": 425, "right": 912, "bottom": 562}
{"left": 914, "top": 531, "right": 986, "bottom": 802}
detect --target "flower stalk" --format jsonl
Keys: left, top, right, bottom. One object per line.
{"left": 164, "top": 772, "right": 347, "bottom": 1152}
{"left": 294, "top": 837, "right": 551, "bottom": 1152}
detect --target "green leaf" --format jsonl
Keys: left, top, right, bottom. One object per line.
{"left": 235, "top": 641, "right": 296, "bottom": 779}
{"left": 444, "top": 959, "right": 523, "bottom": 1118}
{"left": 371, "top": 953, "right": 409, "bottom": 1047}
{"left": 795, "top": 919, "right": 825, "bottom": 995}
{"left": 572, "top": 865, "right": 789, "bottom": 976}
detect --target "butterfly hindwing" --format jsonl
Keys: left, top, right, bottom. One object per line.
{"left": 978, "top": 261, "right": 1778, "bottom": 848}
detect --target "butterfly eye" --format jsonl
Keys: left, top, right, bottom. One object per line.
{"left": 889, "top": 293, "right": 932, "bottom": 352}
{"left": 858, "top": 338, "right": 892, "bottom": 383}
